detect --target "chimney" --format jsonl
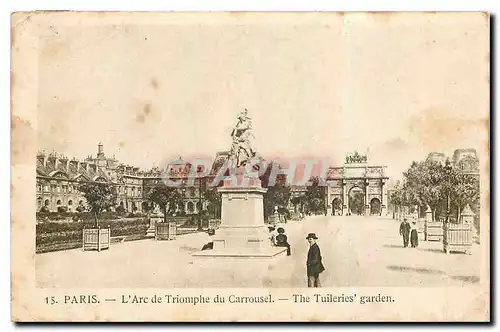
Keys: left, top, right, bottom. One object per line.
{"left": 36, "top": 151, "right": 46, "bottom": 166}
{"left": 97, "top": 142, "right": 104, "bottom": 158}
{"left": 47, "top": 152, "right": 57, "bottom": 169}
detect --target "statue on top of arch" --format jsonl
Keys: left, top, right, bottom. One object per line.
{"left": 345, "top": 151, "right": 368, "bottom": 164}
{"left": 229, "top": 108, "right": 256, "bottom": 167}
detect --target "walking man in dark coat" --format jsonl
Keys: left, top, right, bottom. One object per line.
{"left": 399, "top": 218, "right": 411, "bottom": 248}
{"left": 306, "top": 233, "right": 325, "bottom": 287}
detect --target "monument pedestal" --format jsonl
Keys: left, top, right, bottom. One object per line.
{"left": 146, "top": 213, "right": 163, "bottom": 237}
{"left": 192, "top": 177, "right": 286, "bottom": 258}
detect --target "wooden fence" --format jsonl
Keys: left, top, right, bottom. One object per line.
{"left": 82, "top": 227, "right": 110, "bottom": 251}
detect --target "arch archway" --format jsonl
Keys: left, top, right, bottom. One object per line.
{"left": 348, "top": 186, "right": 365, "bottom": 215}
{"left": 187, "top": 201, "right": 194, "bottom": 213}
{"left": 370, "top": 197, "right": 381, "bottom": 215}
{"left": 141, "top": 201, "right": 150, "bottom": 213}
{"left": 331, "top": 198, "right": 342, "bottom": 216}
{"left": 40, "top": 199, "right": 50, "bottom": 212}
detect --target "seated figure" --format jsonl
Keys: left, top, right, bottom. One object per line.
{"left": 268, "top": 226, "right": 277, "bottom": 246}
{"left": 275, "top": 227, "right": 291, "bottom": 256}
{"left": 201, "top": 229, "right": 215, "bottom": 251}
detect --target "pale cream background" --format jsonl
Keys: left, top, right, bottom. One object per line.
{"left": 11, "top": 12, "right": 490, "bottom": 322}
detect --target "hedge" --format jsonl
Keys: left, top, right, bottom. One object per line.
{"left": 36, "top": 218, "right": 149, "bottom": 253}
{"left": 36, "top": 211, "right": 146, "bottom": 223}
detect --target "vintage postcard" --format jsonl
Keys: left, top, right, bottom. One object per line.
{"left": 11, "top": 12, "right": 490, "bottom": 322}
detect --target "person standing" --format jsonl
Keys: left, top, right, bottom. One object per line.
{"left": 410, "top": 220, "right": 419, "bottom": 248}
{"left": 399, "top": 218, "right": 411, "bottom": 248}
{"left": 306, "top": 233, "right": 325, "bottom": 287}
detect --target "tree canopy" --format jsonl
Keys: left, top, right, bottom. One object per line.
{"left": 146, "top": 183, "right": 183, "bottom": 219}
{"left": 392, "top": 158, "right": 479, "bottom": 222}
{"left": 77, "top": 181, "right": 117, "bottom": 227}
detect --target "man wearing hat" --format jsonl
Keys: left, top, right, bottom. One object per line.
{"left": 306, "top": 233, "right": 325, "bottom": 287}
{"left": 399, "top": 218, "right": 411, "bottom": 248}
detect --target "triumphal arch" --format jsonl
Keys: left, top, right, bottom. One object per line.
{"left": 326, "top": 152, "right": 389, "bottom": 216}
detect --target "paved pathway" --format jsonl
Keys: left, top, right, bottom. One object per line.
{"left": 36, "top": 215, "right": 480, "bottom": 288}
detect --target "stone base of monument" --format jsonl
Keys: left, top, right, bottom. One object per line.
{"left": 145, "top": 214, "right": 162, "bottom": 237}
{"left": 192, "top": 247, "right": 287, "bottom": 258}
{"left": 192, "top": 176, "right": 287, "bottom": 259}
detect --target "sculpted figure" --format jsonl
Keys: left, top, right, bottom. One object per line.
{"left": 229, "top": 109, "right": 256, "bottom": 167}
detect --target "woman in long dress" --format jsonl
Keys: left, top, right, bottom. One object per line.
{"left": 410, "top": 220, "right": 419, "bottom": 248}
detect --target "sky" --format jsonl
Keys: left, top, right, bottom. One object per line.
{"left": 36, "top": 13, "right": 489, "bottom": 181}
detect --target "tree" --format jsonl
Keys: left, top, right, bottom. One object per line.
{"left": 263, "top": 173, "right": 291, "bottom": 219}
{"left": 448, "top": 169, "right": 480, "bottom": 221}
{"left": 204, "top": 188, "right": 222, "bottom": 219}
{"left": 258, "top": 162, "right": 292, "bottom": 219}
{"left": 390, "top": 187, "right": 402, "bottom": 219}
{"left": 115, "top": 204, "right": 126, "bottom": 215}
{"left": 303, "top": 176, "right": 325, "bottom": 215}
{"left": 403, "top": 160, "right": 445, "bottom": 221}
{"left": 77, "top": 182, "right": 117, "bottom": 227}
{"left": 146, "top": 183, "right": 183, "bottom": 221}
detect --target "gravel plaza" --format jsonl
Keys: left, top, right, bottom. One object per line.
{"left": 36, "top": 215, "right": 481, "bottom": 288}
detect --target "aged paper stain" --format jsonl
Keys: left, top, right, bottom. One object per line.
{"left": 136, "top": 103, "right": 152, "bottom": 123}
{"left": 11, "top": 116, "right": 34, "bottom": 166}
{"left": 10, "top": 11, "right": 490, "bottom": 323}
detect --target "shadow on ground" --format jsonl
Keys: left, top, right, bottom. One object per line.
{"left": 382, "top": 244, "right": 404, "bottom": 249}
{"left": 418, "top": 248, "right": 445, "bottom": 254}
{"left": 451, "top": 275, "right": 480, "bottom": 284}
{"left": 386, "top": 265, "right": 446, "bottom": 275}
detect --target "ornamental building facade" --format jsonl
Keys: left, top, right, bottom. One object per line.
{"left": 36, "top": 144, "right": 391, "bottom": 216}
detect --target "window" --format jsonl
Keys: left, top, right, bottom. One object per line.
{"left": 44, "top": 185, "right": 49, "bottom": 192}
